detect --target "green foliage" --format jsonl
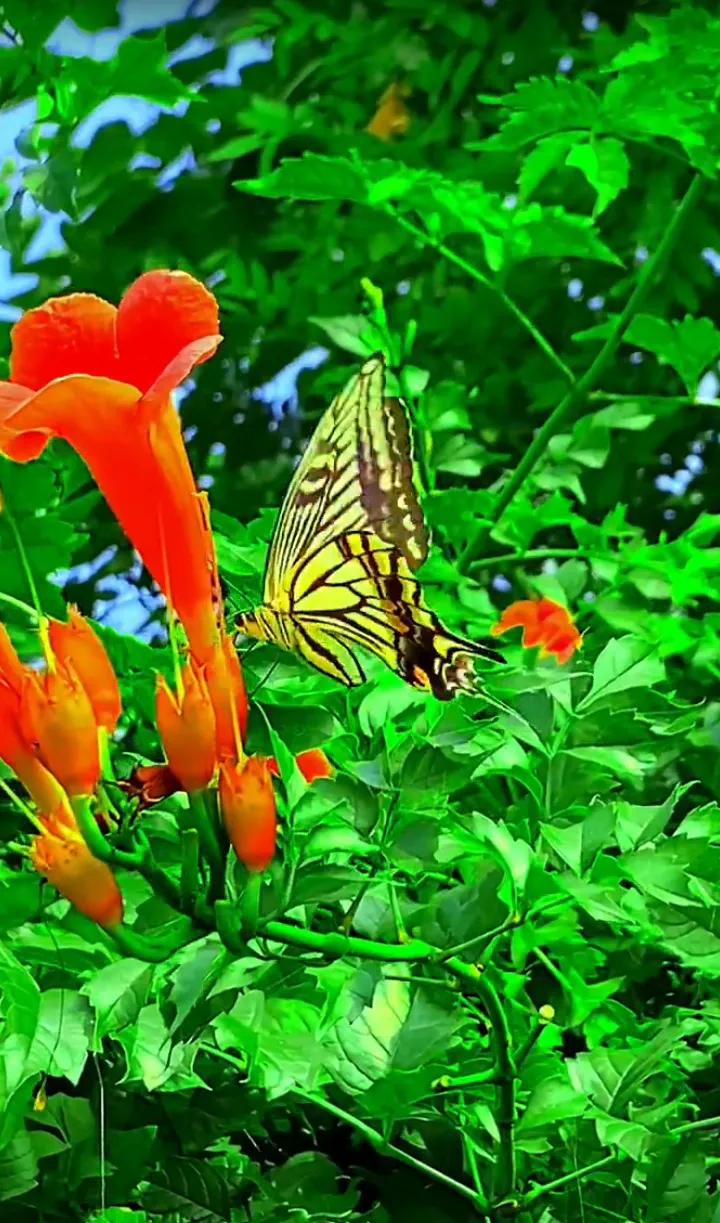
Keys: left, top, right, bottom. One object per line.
{"left": 0, "top": 2, "right": 720, "bottom": 1221}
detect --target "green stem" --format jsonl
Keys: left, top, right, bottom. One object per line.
{"left": 389, "top": 209, "right": 574, "bottom": 384}
{"left": 262, "top": 918, "right": 436, "bottom": 962}
{"left": 439, "top": 914, "right": 520, "bottom": 963}
{"left": 459, "top": 172, "right": 704, "bottom": 569}
{"left": 293, "top": 1089, "right": 484, "bottom": 1207}
{"left": 106, "top": 923, "right": 192, "bottom": 963}
{"left": 518, "top": 1154, "right": 615, "bottom": 1208}
{"left": 434, "top": 1068, "right": 498, "bottom": 1091}
{"left": 240, "top": 870, "right": 263, "bottom": 938}
{"left": 469, "top": 547, "right": 590, "bottom": 573}
{"left": 0, "top": 590, "right": 39, "bottom": 621}
{"left": 72, "top": 796, "right": 146, "bottom": 868}
{"left": 475, "top": 976, "right": 516, "bottom": 1201}
{"left": 187, "top": 790, "right": 225, "bottom": 902}
{"left": 514, "top": 1113, "right": 720, "bottom": 1211}
{"left": 180, "top": 829, "right": 200, "bottom": 912}
{"left": 590, "top": 390, "right": 719, "bottom": 407}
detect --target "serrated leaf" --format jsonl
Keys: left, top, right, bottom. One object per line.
{"left": 579, "top": 636, "right": 665, "bottom": 710}
{"left": 143, "top": 1156, "right": 230, "bottom": 1222}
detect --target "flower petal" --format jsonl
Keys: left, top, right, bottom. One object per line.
{"left": 10, "top": 295, "right": 120, "bottom": 390}
{"left": 116, "top": 270, "right": 221, "bottom": 394}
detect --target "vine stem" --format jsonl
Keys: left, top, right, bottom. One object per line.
{"left": 292, "top": 1089, "right": 484, "bottom": 1207}
{"left": 389, "top": 209, "right": 574, "bottom": 384}
{"left": 458, "top": 172, "right": 704, "bottom": 570}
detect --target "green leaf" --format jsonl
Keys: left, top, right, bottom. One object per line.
{"left": 26, "top": 990, "right": 91, "bottom": 1083}
{"left": 622, "top": 314, "right": 720, "bottom": 395}
{"left": 566, "top": 137, "right": 630, "bottom": 214}
{"left": 568, "top": 1028, "right": 680, "bottom": 1115}
{"left": 475, "top": 77, "right": 600, "bottom": 152}
{"left": 579, "top": 636, "right": 665, "bottom": 711}
{"left": 81, "top": 959, "right": 154, "bottom": 1041}
{"left": 236, "top": 153, "right": 368, "bottom": 202}
{"left": 143, "top": 1156, "right": 231, "bottom": 1222}
{"left": 327, "top": 968, "right": 412, "bottom": 1094}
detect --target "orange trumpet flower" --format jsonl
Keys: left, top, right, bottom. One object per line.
{"left": 219, "top": 756, "right": 277, "bottom": 873}
{"left": 31, "top": 805, "right": 123, "bottom": 928}
{"left": 491, "top": 597, "right": 582, "bottom": 665}
{"left": 48, "top": 608, "right": 122, "bottom": 732}
{"left": 204, "top": 629, "right": 249, "bottom": 761}
{"left": 0, "top": 625, "right": 73, "bottom": 812}
{"left": 21, "top": 663, "right": 101, "bottom": 797}
{"left": 0, "top": 271, "right": 223, "bottom": 663}
{"left": 156, "top": 660, "right": 217, "bottom": 794}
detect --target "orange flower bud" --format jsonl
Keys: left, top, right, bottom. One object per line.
{"left": 21, "top": 664, "right": 100, "bottom": 796}
{"left": 48, "top": 608, "right": 122, "bottom": 731}
{"left": 204, "top": 630, "right": 249, "bottom": 760}
{"left": 219, "top": 756, "right": 276, "bottom": 873}
{"left": 268, "top": 748, "right": 333, "bottom": 784}
{"left": 31, "top": 806, "right": 123, "bottom": 928}
{"left": 156, "top": 661, "right": 217, "bottom": 793}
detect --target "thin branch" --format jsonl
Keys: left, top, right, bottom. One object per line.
{"left": 293, "top": 1089, "right": 484, "bottom": 1207}
{"left": 459, "top": 172, "right": 705, "bottom": 569}
{"left": 388, "top": 209, "right": 575, "bottom": 384}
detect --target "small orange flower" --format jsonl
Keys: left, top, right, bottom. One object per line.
{"left": 48, "top": 607, "right": 122, "bottom": 732}
{"left": 0, "top": 271, "right": 223, "bottom": 663}
{"left": 491, "top": 597, "right": 582, "bottom": 665}
{"left": 219, "top": 756, "right": 276, "bottom": 873}
{"left": 31, "top": 805, "right": 123, "bottom": 928}
{"left": 156, "top": 660, "right": 217, "bottom": 793}
{"left": 367, "top": 82, "right": 412, "bottom": 141}
{"left": 204, "top": 630, "right": 249, "bottom": 761}
{"left": 268, "top": 748, "right": 334, "bottom": 784}
{"left": 21, "top": 664, "right": 100, "bottom": 796}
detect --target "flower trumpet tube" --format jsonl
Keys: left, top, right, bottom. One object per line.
{"left": 0, "top": 271, "right": 224, "bottom": 662}
{"left": 205, "top": 629, "right": 249, "bottom": 760}
{"left": 156, "top": 661, "right": 217, "bottom": 793}
{"left": 21, "top": 663, "right": 101, "bottom": 797}
{"left": 31, "top": 805, "right": 123, "bottom": 928}
{"left": 48, "top": 608, "right": 122, "bottom": 732}
{"left": 219, "top": 756, "right": 277, "bottom": 873}
{"left": 491, "top": 597, "right": 583, "bottom": 665}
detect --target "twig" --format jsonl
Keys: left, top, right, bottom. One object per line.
{"left": 459, "top": 172, "right": 704, "bottom": 569}
{"left": 388, "top": 209, "right": 575, "bottom": 385}
{"left": 293, "top": 1089, "right": 484, "bottom": 1207}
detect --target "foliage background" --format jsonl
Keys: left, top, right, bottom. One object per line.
{"left": 0, "top": 1, "right": 720, "bottom": 1220}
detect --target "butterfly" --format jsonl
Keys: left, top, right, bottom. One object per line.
{"left": 235, "top": 353, "right": 503, "bottom": 699}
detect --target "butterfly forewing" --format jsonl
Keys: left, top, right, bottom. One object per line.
{"left": 263, "top": 354, "right": 428, "bottom": 604}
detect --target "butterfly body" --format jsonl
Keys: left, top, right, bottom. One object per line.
{"left": 236, "top": 355, "right": 502, "bottom": 699}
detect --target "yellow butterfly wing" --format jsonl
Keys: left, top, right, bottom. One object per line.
{"left": 237, "top": 355, "right": 503, "bottom": 697}
{"left": 263, "top": 353, "right": 428, "bottom": 604}
{"left": 287, "top": 531, "right": 502, "bottom": 699}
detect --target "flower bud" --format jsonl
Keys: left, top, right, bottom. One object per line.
{"left": 48, "top": 608, "right": 122, "bottom": 731}
{"left": 204, "top": 631, "right": 249, "bottom": 760}
{"left": 156, "top": 661, "right": 216, "bottom": 793}
{"left": 31, "top": 807, "right": 123, "bottom": 928}
{"left": 219, "top": 756, "right": 276, "bottom": 873}
{"left": 21, "top": 663, "right": 100, "bottom": 796}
